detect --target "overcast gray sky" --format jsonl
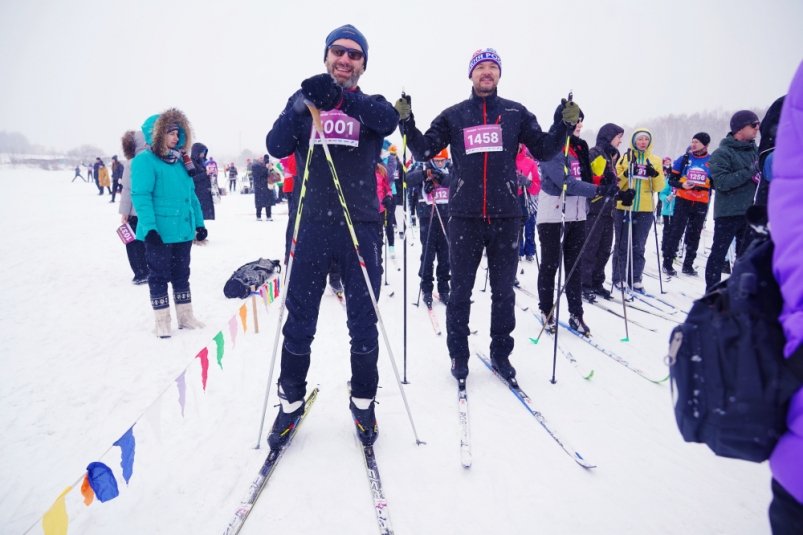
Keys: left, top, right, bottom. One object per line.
{"left": 1, "top": 0, "right": 801, "bottom": 159}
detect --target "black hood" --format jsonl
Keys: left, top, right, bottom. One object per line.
{"left": 596, "top": 123, "right": 624, "bottom": 148}
{"left": 191, "top": 142, "right": 208, "bottom": 162}
{"left": 758, "top": 96, "right": 785, "bottom": 154}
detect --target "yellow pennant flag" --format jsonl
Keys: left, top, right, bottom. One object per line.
{"left": 239, "top": 304, "right": 248, "bottom": 332}
{"left": 42, "top": 486, "right": 72, "bottom": 535}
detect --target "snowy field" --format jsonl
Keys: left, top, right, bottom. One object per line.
{"left": 0, "top": 166, "right": 770, "bottom": 534}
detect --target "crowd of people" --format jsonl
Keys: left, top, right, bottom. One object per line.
{"left": 68, "top": 22, "right": 800, "bottom": 531}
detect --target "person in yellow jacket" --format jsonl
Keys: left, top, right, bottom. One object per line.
{"left": 611, "top": 128, "right": 665, "bottom": 292}
{"left": 97, "top": 160, "right": 112, "bottom": 195}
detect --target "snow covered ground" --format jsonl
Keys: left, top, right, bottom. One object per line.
{"left": 1, "top": 166, "right": 770, "bottom": 534}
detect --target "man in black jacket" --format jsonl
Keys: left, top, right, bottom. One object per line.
{"left": 265, "top": 24, "right": 397, "bottom": 448}
{"left": 395, "top": 48, "right": 581, "bottom": 383}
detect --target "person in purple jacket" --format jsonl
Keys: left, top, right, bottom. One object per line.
{"left": 767, "top": 58, "right": 803, "bottom": 534}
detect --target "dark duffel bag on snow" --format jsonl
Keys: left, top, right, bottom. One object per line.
{"left": 223, "top": 258, "right": 282, "bottom": 299}
{"left": 666, "top": 236, "right": 803, "bottom": 462}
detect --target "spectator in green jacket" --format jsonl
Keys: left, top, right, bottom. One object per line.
{"left": 704, "top": 110, "right": 760, "bottom": 290}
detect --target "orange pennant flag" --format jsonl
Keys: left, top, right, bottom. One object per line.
{"left": 80, "top": 473, "right": 94, "bottom": 506}
{"left": 239, "top": 304, "right": 248, "bottom": 332}
{"left": 42, "top": 486, "right": 72, "bottom": 535}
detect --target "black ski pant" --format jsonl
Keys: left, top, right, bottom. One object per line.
{"left": 612, "top": 210, "right": 653, "bottom": 286}
{"left": 663, "top": 197, "right": 708, "bottom": 268}
{"left": 446, "top": 217, "right": 518, "bottom": 365}
{"left": 383, "top": 206, "right": 395, "bottom": 247}
{"left": 537, "top": 221, "right": 586, "bottom": 318}
{"left": 280, "top": 221, "right": 383, "bottom": 402}
{"left": 125, "top": 216, "right": 149, "bottom": 279}
{"left": 581, "top": 200, "right": 614, "bottom": 289}
{"left": 661, "top": 215, "right": 672, "bottom": 256}
{"left": 418, "top": 213, "right": 450, "bottom": 295}
{"left": 705, "top": 214, "right": 748, "bottom": 291}
{"left": 145, "top": 240, "right": 192, "bottom": 310}
{"left": 770, "top": 479, "right": 803, "bottom": 535}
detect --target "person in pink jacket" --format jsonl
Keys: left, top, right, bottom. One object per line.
{"left": 767, "top": 58, "right": 803, "bottom": 534}
{"left": 516, "top": 144, "right": 541, "bottom": 261}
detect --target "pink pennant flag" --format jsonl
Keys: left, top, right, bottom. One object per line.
{"left": 228, "top": 316, "right": 238, "bottom": 346}
{"left": 239, "top": 304, "right": 248, "bottom": 332}
{"left": 175, "top": 371, "right": 187, "bottom": 416}
{"left": 196, "top": 348, "right": 209, "bottom": 391}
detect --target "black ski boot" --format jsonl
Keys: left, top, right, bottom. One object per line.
{"left": 451, "top": 357, "right": 469, "bottom": 380}
{"left": 423, "top": 292, "right": 434, "bottom": 308}
{"left": 491, "top": 354, "right": 517, "bottom": 381}
{"left": 581, "top": 286, "right": 597, "bottom": 303}
{"left": 438, "top": 290, "right": 450, "bottom": 305}
{"left": 662, "top": 258, "right": 677, "bottom": 276}
{"left": 349, "top": 398, "right": 378, "bottom": 446}
{"left": 267, "top": 402, "right": 304, "bottom": 450}
{"left": 569, "top": 314, "right": 591, "bottom": 337}
{"left": 682, "top": 265, "right": 698, "bottom": 276}
{"left": 592, "top": 285, "right": 612, "bottom": 300}
{"left": 541, "top": 311, "right": 557, "bottom": 334}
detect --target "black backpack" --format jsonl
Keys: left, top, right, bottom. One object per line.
{"left": 667, "top": 236, "right": 803, "bottom": 462}
{"left": 223, "top": 258, "right": 282, "bottom": 299}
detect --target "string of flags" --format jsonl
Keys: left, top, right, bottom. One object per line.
{"left": 36, "top": 277, "right": 281, "bottom": 535}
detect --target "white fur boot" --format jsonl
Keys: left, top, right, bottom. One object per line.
{"left": 154, "top": 308, "right": 172, "bottom": 338}
{"left": 176, "top": 302, "right": 205, "bottom": 329}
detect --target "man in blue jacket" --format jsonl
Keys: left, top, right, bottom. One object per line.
{"left": 265, "top": 24, "right": 398, "bottom": 448}
{"left": 395, "top": 48, "right": 581, "bottom": 384}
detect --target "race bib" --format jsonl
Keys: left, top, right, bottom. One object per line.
{"left": 312, "top": 110, "right": 360, "bottom": 147}
{"left": 633, "top": 163, "right": 648, "bottom": 180}
{"left": 463, "top": 124, "right": 503, "bottom": 155}
{"left": 569, "top": 159, "right": 582, "bottom": 180}
{"left": 686, "top": 167, "right": 708, "bottom": 186}
{"left": 425, "top": 186, "right": 449, "bottom": 205}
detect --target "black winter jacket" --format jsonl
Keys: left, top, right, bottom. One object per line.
{"left": 402, "top": 89, "right": 568, "bottom": 219}
{"left": 267, "top": 86, "right": 398, "bottom": 223}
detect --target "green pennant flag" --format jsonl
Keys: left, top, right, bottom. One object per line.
{"left": 214, "top": 331, "right": 225, "bottom": 369}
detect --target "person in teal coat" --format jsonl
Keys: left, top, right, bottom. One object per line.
{"left": 131, "top": 108, "right": 206, "bottom": 338}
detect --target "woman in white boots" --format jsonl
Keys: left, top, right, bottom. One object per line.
{"left": 131, "top": 108, "right": 207, "bottom": 338}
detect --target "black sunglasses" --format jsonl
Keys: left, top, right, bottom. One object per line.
{"left": 750, "top": 121, "right": 760, "bottom": 128}
{"left": 328, "top": 44, "right": 364, "bottom": 61}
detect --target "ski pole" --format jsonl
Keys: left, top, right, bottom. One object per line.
{"left": 309, "top": 103, "right": 424, "bottom": 445}
{"left": 549, "top": 113, "right": 574, "bottom": 384}
{"left": 400, "top": 100, "right": 409, "bottom": 384}
{"left": 254, "top": 120, "right": 317, "bottom": 449}
{"left": 647, "top": 175, "right": 666, "bottom": 294}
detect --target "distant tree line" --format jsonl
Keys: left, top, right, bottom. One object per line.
{"left": 582, "top": 107, "right": 769, "bottom": 159}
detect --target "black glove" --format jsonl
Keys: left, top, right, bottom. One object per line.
{"left": 395, "top": 94, "right": 412, "bottom": 121}
{"left": 517, "top": 173, "right": 532, "bottom": 187}
{"left": 596, "top": 184, "right": 620, "bottom": 198}
{"left": 300, "top": 73, "right": 342, "bottom": 111}
{"left": 195, "top": 227, "right": 208, "bottom": 241}
{"left": 382, "top": 195, "right": 394, "bottom": 212}
{"left": 423, "top": 178, "right": 437, "bottom": 194}
{"left": 617, "top": 188, "right": 636, "bottom": 206}
{"left": 561, "top": 98, "right": 582, "bottom": 126}
{"left": 645, "top": 160, "right": 660, "bottom": 178}
{"left": 145, "top": 230, "right": 163, "bottom": 246}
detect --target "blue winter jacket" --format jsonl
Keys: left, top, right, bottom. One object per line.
{"left": 266, "top": 86, "right": 398, "bottom": 223}
{"left": 131, "top": 111, "right": 205, "bottom": 243}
